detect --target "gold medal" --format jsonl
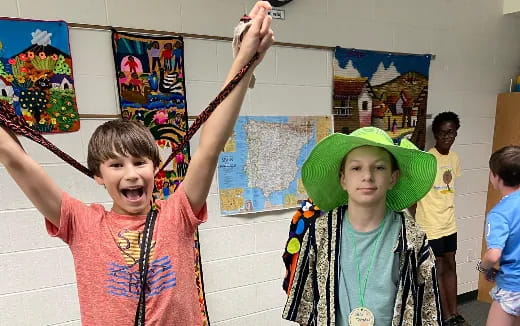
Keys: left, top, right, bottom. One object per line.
{"left": 348, "top": 307, "right": 374, "bottom": 326}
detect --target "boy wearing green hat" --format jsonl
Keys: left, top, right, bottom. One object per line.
{"left": 282, "top": 127, "right": 442, "bottom": 326}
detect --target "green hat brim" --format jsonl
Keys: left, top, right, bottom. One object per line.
{"left": 302, "top": 133, "right": 437, "bottom": 212}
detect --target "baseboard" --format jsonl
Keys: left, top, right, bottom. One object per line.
{"left": 457, "top": 290, "right": 478, "bottom": 304}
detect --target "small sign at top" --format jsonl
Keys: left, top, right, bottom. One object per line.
{"left": 268, "top": 9, "right": 285, "bottom": 20}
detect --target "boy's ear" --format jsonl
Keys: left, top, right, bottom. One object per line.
{"left": 94, "top": 174, "right": 104, "bottom": 186}
{"left": 389, "top": 170, "right": 400, "bottom": 189}
{"left": 489, "top": 171, "right": 500, "bottom": 189}
{"left": 339, "top": 170, "right": 347, "bottom": 191}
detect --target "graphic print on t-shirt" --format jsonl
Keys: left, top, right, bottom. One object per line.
{"left": 433, "top": 165, "right": 455, "bottom": 194}
{"left": 106, "top": 229, "right": 177, "bottom": 299}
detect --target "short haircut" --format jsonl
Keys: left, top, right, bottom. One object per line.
{"left": 340, "top": 146, "right": 399, "bottom": 176}
{"left": 432, "top": 111, "right": 460, "bottom": 134}
{"left": 87, "top": 119, "right": 160, "bottom": 176}
{"left": 489, "top": 145, "right": 520, "bottom": 187}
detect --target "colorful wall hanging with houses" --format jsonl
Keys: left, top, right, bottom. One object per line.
{"left": 333, "top": 46, "right": 431, "bottom": 148}
{"left": 0, "top": 18, "right": 79, "bottom": 133}
{"left": 112, "top": 31, "right": 189, "bottom": 200}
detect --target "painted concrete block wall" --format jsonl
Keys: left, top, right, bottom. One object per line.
{"left": 1, "top": 0, "right": 520, "bottom": 325}
{"left": 503, "top": 0, "right": 520, "bottom": 14}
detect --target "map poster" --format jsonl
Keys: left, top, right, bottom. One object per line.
{"left": 217, "top": 116, "right": 332, "bottom": 216}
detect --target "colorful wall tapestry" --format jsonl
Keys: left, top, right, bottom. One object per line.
{"left": 0, "top": 18, "right": 79, "bottom": 133}
{"left": 112, "top": 31, "right": 188, "bottom": 200}
{"left": 333, "top": 47, "right": 431, "bottom": 148}
{"left": 217, "top": 116, "right": 332, "bottom": 215}
{"left": 112, "top": 32, "right": 209, "bottom": 325}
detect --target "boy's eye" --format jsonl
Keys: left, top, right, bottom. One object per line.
{"left": 135, "top": 161, "right": 146, "bottom": 166}
{"left": 351, "top": 166, "right": 361, "bottom": 171}
{"left": 110, "top": 163, "right": 123, "bottom": 168}
{"left": 376, "top": 166, "right": 386, "bottom": 170}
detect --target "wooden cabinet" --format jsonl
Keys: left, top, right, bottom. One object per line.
{"left": 477, "top": 93, "right": 520, "bottom": 302}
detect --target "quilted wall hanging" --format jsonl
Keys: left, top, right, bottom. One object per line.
{"left": 0, "top": 18, "right": 79, "bottom": 133}
{"left": 333, "top": 46, "right": 431, "bottom": 149}
{"left": 112, "top": 31, "right": 210, "bottom": 325}
{"left": 112, "top": 31, "right": 189, "bottom": 200}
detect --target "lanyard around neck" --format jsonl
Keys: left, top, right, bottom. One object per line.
{"left": 345, "top": 215, "right": 387, "bottom": 308}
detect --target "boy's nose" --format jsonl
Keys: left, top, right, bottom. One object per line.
{"left": 124, "top": 166, "right": 139, "bottom": 179}
{"left": 362, "top": 170, "right": 374, "bottom": 181}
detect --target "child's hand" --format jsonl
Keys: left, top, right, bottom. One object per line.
{"left": 476, "top": 260, "right": 499, "bottom": 282}
{"left": 237, "top": 1, "right": 274, "bottom": 65}
{"left": 485, "top": 267, "right": 498, "bottom": 282}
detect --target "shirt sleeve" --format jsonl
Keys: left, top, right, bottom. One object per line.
{"left": 282, "top": 199, "right": 320, "bottom": 324}
{"left": 486, "top": 211, "right": 509, "bottom": 250}
{"left": 282, "top": 199, "right": 319, "bottom": 294}
{"left": 45, "top": 192, "right": 89, "bottom": 245}
{"left": 167, "top": 183, "right": 208, "bottom": 235}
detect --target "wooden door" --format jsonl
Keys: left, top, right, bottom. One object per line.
{"left": 478, "top": 93, "right": 520, "bottom": 302}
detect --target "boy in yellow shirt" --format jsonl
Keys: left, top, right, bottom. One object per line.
{"left": 415, "top": 111, "right": 463, "bottom": 325}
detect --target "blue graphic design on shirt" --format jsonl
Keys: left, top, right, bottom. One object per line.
{"left": 106, "top": 229, "right": 177, "bottom": 299}
{"left": 106, "top": 256, "right": 177, "bottom": 299}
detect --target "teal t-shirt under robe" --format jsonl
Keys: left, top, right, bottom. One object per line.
{"left": 337, "top": 210, "right": 401, "bottom": 326}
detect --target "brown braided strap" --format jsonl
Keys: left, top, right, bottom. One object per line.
{"left": 156, "top": 52, "right": 259, "bottom": 174}
{"left": 0, "top": 101, "right": 94, "bottom": 177}
{"left": 0, "top": 53, "right": 259, "bottom": 179}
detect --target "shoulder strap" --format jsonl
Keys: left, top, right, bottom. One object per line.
{"left": 134, "top": 207, "right": 158, "bottom": 326}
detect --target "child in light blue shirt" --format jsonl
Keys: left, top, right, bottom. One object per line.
{"left": 480, "top": 145, "right": 520, "bottom": 325}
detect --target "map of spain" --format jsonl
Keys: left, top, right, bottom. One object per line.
{"left": 217, "top": 116, "right": 332, "bottom": 215}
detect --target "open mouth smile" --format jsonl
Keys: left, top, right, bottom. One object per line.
{"left": 121, "top": 186, "right": 145, "bottom": 201}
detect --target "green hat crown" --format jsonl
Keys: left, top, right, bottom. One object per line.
{"left": 349, "top": 126, "right": 395, "bottom": 146}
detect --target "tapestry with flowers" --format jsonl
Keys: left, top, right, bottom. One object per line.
{"left": 0, "top": 18, "right": 79, "bottom": 133}
{"left": 112, "top": 31, "right": 189, "bottom": 200}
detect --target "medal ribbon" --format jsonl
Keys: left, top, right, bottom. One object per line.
{"left": 346, "top": 215, "right": 387, "bottom": 308}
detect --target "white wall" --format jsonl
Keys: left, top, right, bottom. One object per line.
{"left": 1, "top": 0, "right": 519, "bottom": 325}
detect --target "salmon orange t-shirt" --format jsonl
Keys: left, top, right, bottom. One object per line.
{"left": 46, "top": 183, "right": 207, "bottom": 325}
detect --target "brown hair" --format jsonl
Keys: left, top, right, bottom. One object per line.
{"left": 489, "top": 145, "right": 520, "bottom": 187}
{"left": 339, "top": 146, "right": 399, "bottom": 176}
{"left": 87, "top": 119, "right": 160, "bottom": 176}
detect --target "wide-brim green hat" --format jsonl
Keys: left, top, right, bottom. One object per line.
{"left": 302, "top": 127, "right": 437, "bottom": 212}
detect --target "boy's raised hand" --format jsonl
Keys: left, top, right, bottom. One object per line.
{"left": 237, "top": 1, "right": 275, "bottom": 65}
{"left": 182, "top": 1, "right": 275, "bottom": 215}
